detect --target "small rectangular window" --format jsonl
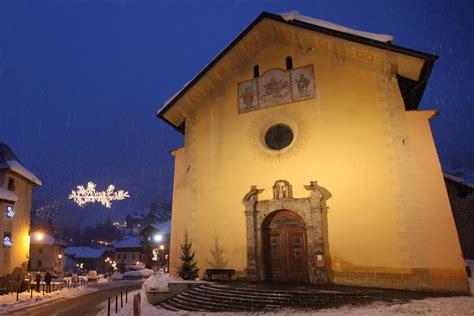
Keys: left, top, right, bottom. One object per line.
{"left": 123, "top": 254, "right": 127, "bottom": 260}
{"left": 132, "top": 254, "right": 135, "bottom": 259}
{"left": 39, "top": 246, "right": 43, "bottom": 254}
{"left": 253, "top": 65, "right": 260, "bottom": 78}
{"left": 7, "top": 178, "right": 15, "bottom": 191}
{"left": 38, "top": 260, "right": 42, "bottom": 268}
{"left": 117, "top": 254, "right": 121, "bottom": 259}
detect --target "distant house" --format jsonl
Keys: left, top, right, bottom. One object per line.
{"left": 444, "top": 173, "right": 474, "bottom": 259}
{"left": 65, "top": 247, "right": 109, "bottom": 273}
{"left": 113, "top": 236, "right": 143, "bottom": 266}
{"left": 29, "top": 229, "right": 66, "bottom": 275}
{"left": 140, "top": 220, "right": 171, "bottom": 268}
{"left": 0, "top": 143, "right": 42, "bottom": 278}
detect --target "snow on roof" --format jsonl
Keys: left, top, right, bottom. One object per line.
{"left": 444, "top": 172, "right": 474, "bottom": 189}
{"left": 0, "top": 187, "right": 18, "bottom": 202}
{"left": 114, "top": 236, "right": 142, "bottom": 248}
{"left": 150, "top": 220, "right": 171, "bottom": 234}
{"left": 280, "top": 11, "right": 394, "bottom": 43}
{"left": 64, "top": 255, "right": 77, "bottom": 268}
{"left": 0, "top": 160, "right": 42, "bottom": 186}
{"left": 0, "top": 143, "right": 41, "bottom": 185}
{"left": 30, "top": 232, "right": 56, "bottom": 245}
{"left": 444, "top": 172, "right": 465, "bottom": 183}
{"left": 65, "top": 247, "right": 107, "bottom": 258}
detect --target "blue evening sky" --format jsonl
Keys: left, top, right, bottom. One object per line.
{"left": 0, "top": 0, "right": 473, "bottom": 226}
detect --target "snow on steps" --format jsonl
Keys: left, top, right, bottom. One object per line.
{"left": 159, "top": 283, "right": 378, "bottom": 312}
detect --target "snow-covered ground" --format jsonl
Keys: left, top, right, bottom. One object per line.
{"left": 0, "top": 285, "right": 97, "bottom": 315}
{"left": 102, "top": 276, "right": 474, "bottom": 316}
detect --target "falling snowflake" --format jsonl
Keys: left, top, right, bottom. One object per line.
{"left": 69, "top": 181, "right": 130, "bottom": 208}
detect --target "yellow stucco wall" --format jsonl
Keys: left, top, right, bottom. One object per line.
{"left": 168, "top": 41, "right": 468, "bottom": 293}
{"left": 0, "top": 171, "right": 33, "bottom": 277}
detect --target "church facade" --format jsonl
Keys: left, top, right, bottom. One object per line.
{"left": 157, "top": 12, "right": 469, "bottom": 293}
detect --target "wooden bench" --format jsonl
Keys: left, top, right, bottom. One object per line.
{"left": 205, "top": 269, "right": 236, "bottom": 281}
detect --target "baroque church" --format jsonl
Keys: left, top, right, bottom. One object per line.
{"left": 157, "top": 11, "right": 469, "bottom": 293}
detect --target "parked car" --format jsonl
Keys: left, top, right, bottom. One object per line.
{"left": 86, "top": 270, "right": 98, "bottom": 281}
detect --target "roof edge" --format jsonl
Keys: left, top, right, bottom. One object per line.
{"left": 157, "top": 11, "right": 439, "bottom": 130}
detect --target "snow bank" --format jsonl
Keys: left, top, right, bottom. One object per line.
{"left": 280, "top": 10, "right": 394, "bottom": 43}
{"left": 143, "top": 274, "right": 177, "bottom": 293}
{"left": 111, "top": 272, "right": 124, "bottom": 280}
{"left": 123, "top": 269, "right": 154, "bottom": 278}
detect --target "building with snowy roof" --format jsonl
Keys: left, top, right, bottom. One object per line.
{"left": 113, "top": 236, "right": 143, "bottom": 267}
{"left": 29, "top": 229, "right": 67, "bottom": 274}
{"left": 157, "top": 11, "right": 469, "bottom": 293}
{"left": 64, "top": 247, "right": 109, "bottom": 273}
{"left": 0, "top": 143, "right": 42, "bottom": 279}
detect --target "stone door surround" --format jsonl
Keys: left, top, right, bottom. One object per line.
{"left": 243, "top": 180, "right": 329, "bottom": 284}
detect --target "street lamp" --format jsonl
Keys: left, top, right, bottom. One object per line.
{"left": 58, "top": 254, "right": 63, "bottom": 276}
{"left": 35, "top": 232, "right": 44, "bottom": 241}
{"left": 153, "top": 234, "right": 163, "bottom": 242}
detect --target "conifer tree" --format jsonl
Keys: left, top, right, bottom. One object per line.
{"left": 207, "top": 232, "right": 228, "bottom": 268}
{"left": 177, "top": 229, "right": 200, "bottom": 280}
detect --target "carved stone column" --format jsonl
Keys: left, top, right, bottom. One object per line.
{"left": 243, "top": 186, "right": 264, "bottom": 281}
{"left": 305, "top": 181, "right": 328, "bottom": 284}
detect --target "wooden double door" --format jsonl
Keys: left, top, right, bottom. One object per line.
{"left": 263, "top": 210, "right": 308, "bottom": 282}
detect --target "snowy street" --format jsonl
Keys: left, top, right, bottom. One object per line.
{"left": 2, "top": 280, "right": 142, "bottom": 316}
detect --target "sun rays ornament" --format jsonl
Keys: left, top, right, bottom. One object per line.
{"left": 69, "top": 181, "right": 130, "bottom": 208}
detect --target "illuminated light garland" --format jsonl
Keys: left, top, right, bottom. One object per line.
{"left": 3, "top": 235, "right": 13, "bottom": 248}
{"left": 69, "top": 182, "right": 130, "bottom": 208}
{"left": 6, "top": 206, "right": 15, "bottom": 218}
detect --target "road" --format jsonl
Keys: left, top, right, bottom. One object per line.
{"left": 9, "top": 280, "right": 143, "bottom": 316}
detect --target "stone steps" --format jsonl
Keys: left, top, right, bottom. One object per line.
{"left": 160, "top": 283, "right": 379, "bottom": 312}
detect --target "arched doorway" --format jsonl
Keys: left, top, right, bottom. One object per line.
{"left": 262, "top": 210, "right": 309, "bottom": 282}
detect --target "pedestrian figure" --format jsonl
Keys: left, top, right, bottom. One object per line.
{"left": 35, "top": 272, "right": 41, "bottom": 292}
{"left": 44, "top": 271, "right": 52, "bottom": 293}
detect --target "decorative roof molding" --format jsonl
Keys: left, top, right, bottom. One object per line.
{"left": 157, "top": 11, "right": 438, "bottom": 133}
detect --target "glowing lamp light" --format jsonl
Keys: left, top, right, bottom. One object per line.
{"left": 35, "top": 232, "right": 44, "bottom": 241}
{"left": 153, "top": 234, "right": 163, "bottom": 242}
{"left": 159, "top": 245, "right": 165, "bottom": 250}
{"left": 58, "top": 254, "right": 63, "bottom": 259}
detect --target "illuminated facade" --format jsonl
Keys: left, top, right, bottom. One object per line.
{"left": 157, "top": 12, "right": 469, "bottom": 293}
{"left": 0, "top": 143, "right": 42, "bottom": 278}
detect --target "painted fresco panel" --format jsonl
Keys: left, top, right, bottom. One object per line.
{"left": 238, "top": 79, "right": 258, "bottom": 113}
{"left": 237, "top": 64, "right": 317, "bottom": 114}
{"left": 258, "top": 68, "right": 291, "bottom": 108}
{"left": 291, "top": 65, "right": 316, "bottom": 101}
